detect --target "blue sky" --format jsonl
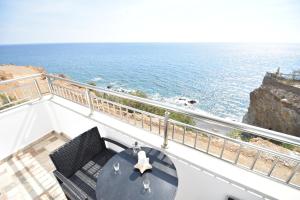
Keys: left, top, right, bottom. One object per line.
{"left": 0, "top": 0, "right": 300, "bottom": 44}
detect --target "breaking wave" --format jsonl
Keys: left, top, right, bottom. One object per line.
{"left": 91, "top": 76, "right": 103, "bottom": 82}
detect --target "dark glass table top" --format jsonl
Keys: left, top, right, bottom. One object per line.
{"left": 96, "top": 147, "right": 178, "bottom": 200}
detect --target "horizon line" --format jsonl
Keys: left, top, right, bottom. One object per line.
{"left": 1, "top": 41, "right": 300, "bottom": 46}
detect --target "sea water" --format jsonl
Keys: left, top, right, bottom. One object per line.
{"left": 0, "top": 43, "right": 299, "bottom": 120}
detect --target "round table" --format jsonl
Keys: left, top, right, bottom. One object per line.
{"left": 96, "top": 147, "right": 178, "bottom": 200}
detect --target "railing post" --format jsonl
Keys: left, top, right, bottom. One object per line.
{"left": 46, "top": 76, "right": 53, "bottom": 94}
{"left": 33, "top": 79, "right": 42, "bottom": 98}
{"left": 85, "top": 88, "right": 93, "bottom": 115}
{"left": 286, "top": 163, "right": 299, "bottom": 184}
{"left": 162, "top": 111, "right": 170, "bottom": 149}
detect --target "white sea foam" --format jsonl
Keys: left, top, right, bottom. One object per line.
{"left": 151, "top": 93, "right": 202, "bottom": 110}
{"left": 151, "top": 93, "right": 164, "bottom": 101}
{"left": 164, "top": 96, "right": 198, "bottom": 107}
{"left": 114, "top": 87, "right": 136, "bottom": 93}
{"left": 102, "top": 85, "right": 219, "bottom": 119}
{"left": 91, "top": 76, "right": 103, "bottom": 82}
{"left": 102, "top": 85, "right": 234, "bottom": 120}
{"left": 106, "top": 82, "right": 136, "bottom": 94}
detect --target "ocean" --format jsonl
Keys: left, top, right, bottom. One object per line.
{"left": 0, "top": 43, "right": 299, "bottom": 120}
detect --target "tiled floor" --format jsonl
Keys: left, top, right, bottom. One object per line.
{"left": 0, "top": 133, "right": 69, "bottom": 200}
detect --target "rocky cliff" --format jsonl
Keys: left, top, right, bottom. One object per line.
{"left": 0, "top": 64, "right": 48, "bottom": 106}
{"left": 243, "top": 73, "right": 300, "bottom": 137}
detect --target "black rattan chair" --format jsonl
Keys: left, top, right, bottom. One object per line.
{"left": 50, "top": 127, "right": 128, "bottom": 200}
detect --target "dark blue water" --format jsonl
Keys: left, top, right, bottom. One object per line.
{"left": 0, "top": 43, "right": 299, "bottom": 120}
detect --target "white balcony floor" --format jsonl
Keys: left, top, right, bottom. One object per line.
{"left": 0, "top": 95, "right": 300, "bottom": 200}
{"left": 0, "top": 133, "right": 68, "bottom": 200}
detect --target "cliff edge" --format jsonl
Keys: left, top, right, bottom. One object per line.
{"left": 243, "top": 72, "right": 300, "bottom": 137}
{"left": 0, "top": 64, "right": 45, "bottom": 80}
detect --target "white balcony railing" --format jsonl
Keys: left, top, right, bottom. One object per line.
{"left": 1, "top": 73, "right": 300, "bottom": 190}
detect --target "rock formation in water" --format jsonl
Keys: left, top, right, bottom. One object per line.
{"left": 243, "top": 72, "right": 300, "bottom": 137}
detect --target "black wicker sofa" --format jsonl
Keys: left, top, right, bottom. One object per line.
{"left": 50, "top": 127, "right": 128, "bottom": 200}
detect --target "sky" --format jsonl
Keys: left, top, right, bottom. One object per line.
{"left": 0, "top": 0, "right": 300, "bottom": 44}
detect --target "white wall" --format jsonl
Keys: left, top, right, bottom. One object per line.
{"left": 1, "top": 95, "right": 299, "bottom": 200}
{"left": 0, "top": 98, "right": 54, "bottom": 160}
{"left": 47, "top": 96, "right": 288, "bottom": 200}
{"left": 173, "top": 159, "right": 262, "bottom": 200}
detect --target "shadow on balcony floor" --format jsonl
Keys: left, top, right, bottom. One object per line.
{"left": 0, "top": 132, "right": 69, "bottom": 200}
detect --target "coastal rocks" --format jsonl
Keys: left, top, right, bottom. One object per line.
{"left": 176, "top": 97, "right": 198, "bottom": 106}
{"left": 0, "top": 70, "right": 13, "bottom": 81}
{"left": 0, "top": 64, "right": 45, "bottom": 78}
{"left": 243, "top": 73, "right": 300, "bottom": 137}
{"left": 103, "top": 84, "right": 199, "bottom": 107}
{"left": 188, "top": 99, "right": 197, "bottom": 104}
{"left": 57, "top": 74, "right": 67, "bottom": 78}
{"left": 105, "top": 85, "right": 134, "bottom": 94}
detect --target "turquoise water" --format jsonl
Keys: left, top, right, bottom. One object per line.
{"left": 0, "top": 43, "right": 299, "bottom": 120}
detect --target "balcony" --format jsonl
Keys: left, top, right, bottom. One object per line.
{"left": 0, "top": 74, "right": 300, "bottom": 200}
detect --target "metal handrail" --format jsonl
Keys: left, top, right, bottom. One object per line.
{"left": 0, "top": 73, "right": 43, "bottom": 85}
{"left": 168, "top": 119, "right": 300, "bottom": 161}
{"left": 49, "top": 80, "right": 300, "bottom": 188}
{"left": 1, "top": 73, "right": 300, "bottom": 188}
{"left": 45, "top": 74, "right": 300, "bottom": 146}
{"left": 267, "top": 72, "right": 300, "bottom": 81}
{"left": 85, "top": 91, "right": 300, "bottom": 162}
{"left": 0, "top": 76, "right": 42, "bottom": 110}
{"left": 1, "top": 73, "right": 300, "bottom": 147}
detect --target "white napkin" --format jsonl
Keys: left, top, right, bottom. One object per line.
{"left": 134, "top": 151, "right": 152, "bottom": 173}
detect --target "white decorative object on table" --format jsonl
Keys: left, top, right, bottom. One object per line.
{"left": 134, "top": 151, "right": 152, "bottom": 174}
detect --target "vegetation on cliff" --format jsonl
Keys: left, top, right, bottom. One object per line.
{"left": 88, "top": 82, "right": 195, "bottom": 125}
{"left": 228, "top": 128, "right": 299, "bottom": 152}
